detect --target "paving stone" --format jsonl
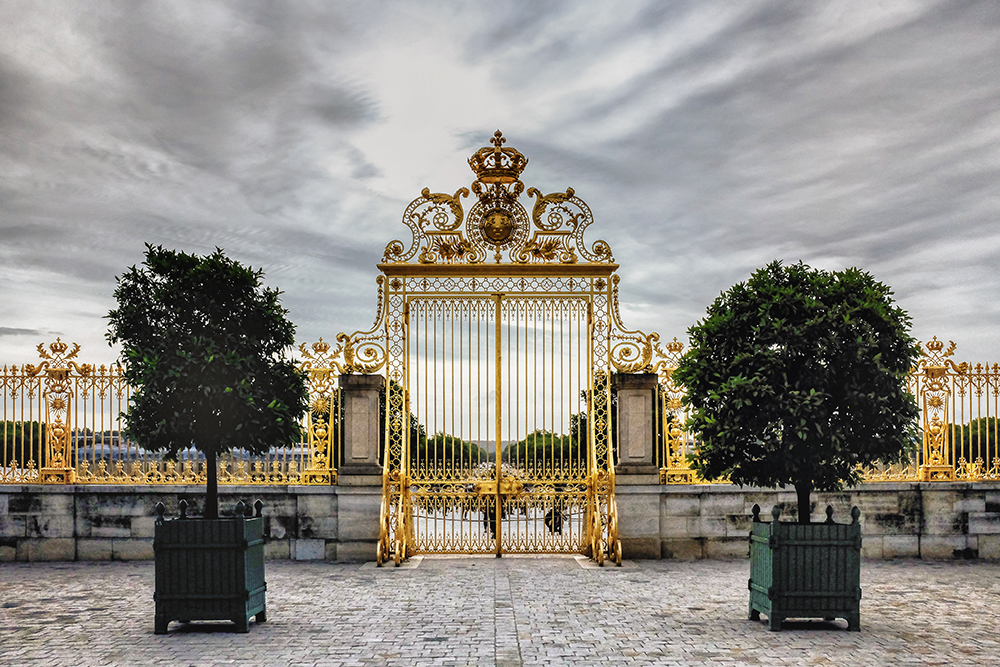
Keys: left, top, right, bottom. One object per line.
{"left": 1, "top": 557, "right": 999, "bottom": 666}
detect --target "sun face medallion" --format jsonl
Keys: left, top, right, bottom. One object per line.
{"left": 482, "top": 209, "right": 514, "bottom": 244}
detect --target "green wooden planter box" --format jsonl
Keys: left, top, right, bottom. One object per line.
{"left": 748, "top": 504, "right": 862, "bottom": 631}
{"left": 153, "top": 500, "right": 267, "bottom": 634}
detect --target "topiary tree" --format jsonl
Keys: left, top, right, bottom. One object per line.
{"left": 107, "top": 245, "right": 308, "bottom": 519}
{"left": 673, "top": 261, "right": 920, "bottom": 523}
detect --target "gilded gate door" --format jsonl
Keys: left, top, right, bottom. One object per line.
{"left": 405, "top": 290, "right": 593, "bottom": 556}
{"left": 372, "top": 132, "right": 658, "bottom": 565}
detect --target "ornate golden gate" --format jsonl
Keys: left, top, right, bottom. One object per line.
{"left": 371, "top": 132, "right": 655, "bottom": 565}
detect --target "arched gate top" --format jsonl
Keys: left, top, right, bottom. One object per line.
{"left": 379, "top": 130, "right": 617, "bottom": 275}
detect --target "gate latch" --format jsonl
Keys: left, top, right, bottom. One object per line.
{"left": 473, "top": 478, "right": 524, "bottom": 498}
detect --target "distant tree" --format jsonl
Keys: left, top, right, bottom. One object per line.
{"left": 955, "top": 417, "right": 1000, "bottom": 469}
{"left": 2, "top": 421, "right": 46, "bottom": 469}
{"left": 107, "top": 245, "right": 308, "bottom": 518}
{"left": 505, "top": 429, "right": 584, "bottom": 470}
{"left": 673, "top": 261, "right": 920, "bottom": 523}
{"left": 413, "top": 432, "right": 485, "bottom": 468}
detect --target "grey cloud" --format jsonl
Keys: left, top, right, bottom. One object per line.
{"left": 1, "top": 0, "right": 999, "bottom": 361}
{"left": 0, "top": 327, "right": 43, "bottom": 337}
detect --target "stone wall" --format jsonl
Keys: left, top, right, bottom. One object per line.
{"left": 4, "top": 481, "right": 999, "bottom": 562}
{"left": 0, "top": 485, "right": 343, "bottom": 562}
{"left": 617, "top": 480, "right": 1000, "bottom": 561}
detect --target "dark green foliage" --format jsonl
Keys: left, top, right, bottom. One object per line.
{"left": 673, "top": 261, "right": 920, "bottom": 522}
{"left": 1, "top": 421, "right": 45, "bottom": 467}
{"left": 413, "top": 432, "right": 485, "bottom": 466}
{"left": 107, "top": 245, "right": 308, "bottom": 517}
{"left": 505, "top": 429, "right": 584, "bottom": 469}
{"left": 955, "top": 417, "right": 999, "bottom": 469}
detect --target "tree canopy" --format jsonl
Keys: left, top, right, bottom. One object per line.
{"left": 673, "top": 261, "right": 920, "bottom": 522}
{"left": 107, "top": 245, "right": 308, "bottom": 517}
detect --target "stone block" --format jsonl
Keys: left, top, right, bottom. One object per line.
{"left": 700, "top": 493, "right": 744, "bottom": 517}
{"left": 897, "top": 490, "right": 922, "bottom": 519}
{"left": 130, "top": 516, "right": 156, "bottom": 538}
{"left": 324, "top": 541, "right": 337, "bottom": 561}
{"left": 698, "top": 516, "right": 727, "bottom": 538}
{"left": 77, "top": 493, "right": 143, "bottom": 517}
{"left": 0, "top": 515, "right": 26, "bottom": 537}
{"left": 986, "top": 492, "right": 1000, "bottom": 513}
{"left": 855, "top": 492, "right": 898, "bottom": 515}
{"left": 705, "top": 537, "right": 748, "bottom": 559}
{"left": 8, "top": 494, "right": 42, "bottom": 514}
{"left": 113, "top": 538, "right": 154, "bottom": 560}
{"left": 923, "top": 512, "right": 965, "bottom": 536}
{"left": 337, "top": 490, "right": 382, "bottom": 541}
{"left": 621, "top": 537, "right": 660, "bottom": 560}
{"left": 725, "top": 514, "right": 753, "bottom": 536}
{"left": 266, "top": 515, "right": 295, "bottom": 540}
{"left": 662, "top": 495, "right": 700, "bottom": 517}
{"left": 27, "top": 515, "right": 74, "bottom": 538}
{"left": 863, "top": 512, "right": 916, "bottom": 536}
{"left": 743, "top": 492, "right": 780, "bottom": 512}
{"left": 299, "top": 516, "right": 338, "bottom": 540}
{"left": 618, "top": 491, "right": 660, "bottom": 541}
{"left": 660, "top": 538, "right": 703, "bottom": 560}
{"left": 0, "top": 493, "right": 7, "bottom": 515}
{"left": 811, "top": 494, "right": 853, "bottom": 523}
{"left": 296, "top": 493, "right": 337, "bottom": 518}
{"left": 38, "top": 493, "right": 74, "bottom": 514}
{"left": 764, "top": 500, "right": 799, "bottom": 522}
{"left": 920, "top": 534, "right": 970, "bottom": 560}
{"left": 265, "top": 539, "right": 290, "bottom": 560}
{"left": 860, "top": 536, "right": 883, "bottom": 559}
{"left": 0, "top": 545, "right": 14, "bottom": 562}
{"left": 17, "top": 538, "right": 75, "bottom": 561}
{"left": 78, "top": 539, "right": 114, "bottom": 560}
{"left": 660, "top": 516, "right": 691, "bottom": 539}
{"left": 882, "top": 535, "right": 919, "bottom": 559}
{"left": 921, "top": 489, "right": 959, "bottom": 514}
{"left": 978, "top": 534, "right": 1000, "bottom": 560}
{"left": 775, "top": 491, "right": 799, "bottom": 507}
{"left": 240, "top": 495, "right": 296, "bottom": 518}
{"left": 292, "top": 538, "right": 325, "bottom": 561}
{"left": 955, "top": 497, "right": 986, "bottom": 513}
{"left": 336, "top": 540, "right": 377, "bottom": 563}
{"left": 617, "top": 490, "right": 660, "bottom": 515}
{"left": 969, "top": 512, "right": 1000, "bottom": 535}
{"left": 79, "top": 515, "right": 132, "bottom": 538}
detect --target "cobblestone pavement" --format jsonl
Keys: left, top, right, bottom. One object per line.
{"left": 1, "top": 556, "right": 998, "bottom": 666}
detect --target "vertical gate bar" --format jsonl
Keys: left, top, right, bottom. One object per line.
{"left": 560, "top": 301, "right": 565, "bottom": 477}
{"left": 494, "top": 293, "right": 503, "bottom": 557}
{"left": 451, "top": 302, "right": 456, "bottom": 478}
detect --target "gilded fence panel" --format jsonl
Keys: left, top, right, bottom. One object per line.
{"left": 1, "top": 339, "right": 343, "bottom": 485}
{"left": 653, "top": 336, "right": 998, "bottom": 485}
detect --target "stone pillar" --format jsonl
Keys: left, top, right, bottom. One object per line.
{"left": 335, "top": 374, "right": 384, "bottom": 562}
{"left": 612, "top": 373, "right": 662, "bottom": 559}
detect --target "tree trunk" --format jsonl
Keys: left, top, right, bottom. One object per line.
{"left": 795, "top": 483, "right": 812, "bottom": 524}
{"left": 206, "top": 450, "right": 218, "bottom": 520}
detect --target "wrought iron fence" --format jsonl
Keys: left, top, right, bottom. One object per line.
{"left": 1, "top": 339, "right": 342, "bottom": 485}
{"left": 655, "top": 337, "right": 1000, "bottom": 484}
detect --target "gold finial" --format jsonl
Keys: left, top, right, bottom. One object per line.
{"left": 490, "top": 130, "right": 506, "bottom": 148}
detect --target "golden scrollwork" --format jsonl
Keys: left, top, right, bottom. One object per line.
{"left": 380, "top": 131, "right": 615, "bottom": 268}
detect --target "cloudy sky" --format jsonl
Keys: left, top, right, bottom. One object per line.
{"left": 2, "top": 1, "right": 999, "bottom": 365}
